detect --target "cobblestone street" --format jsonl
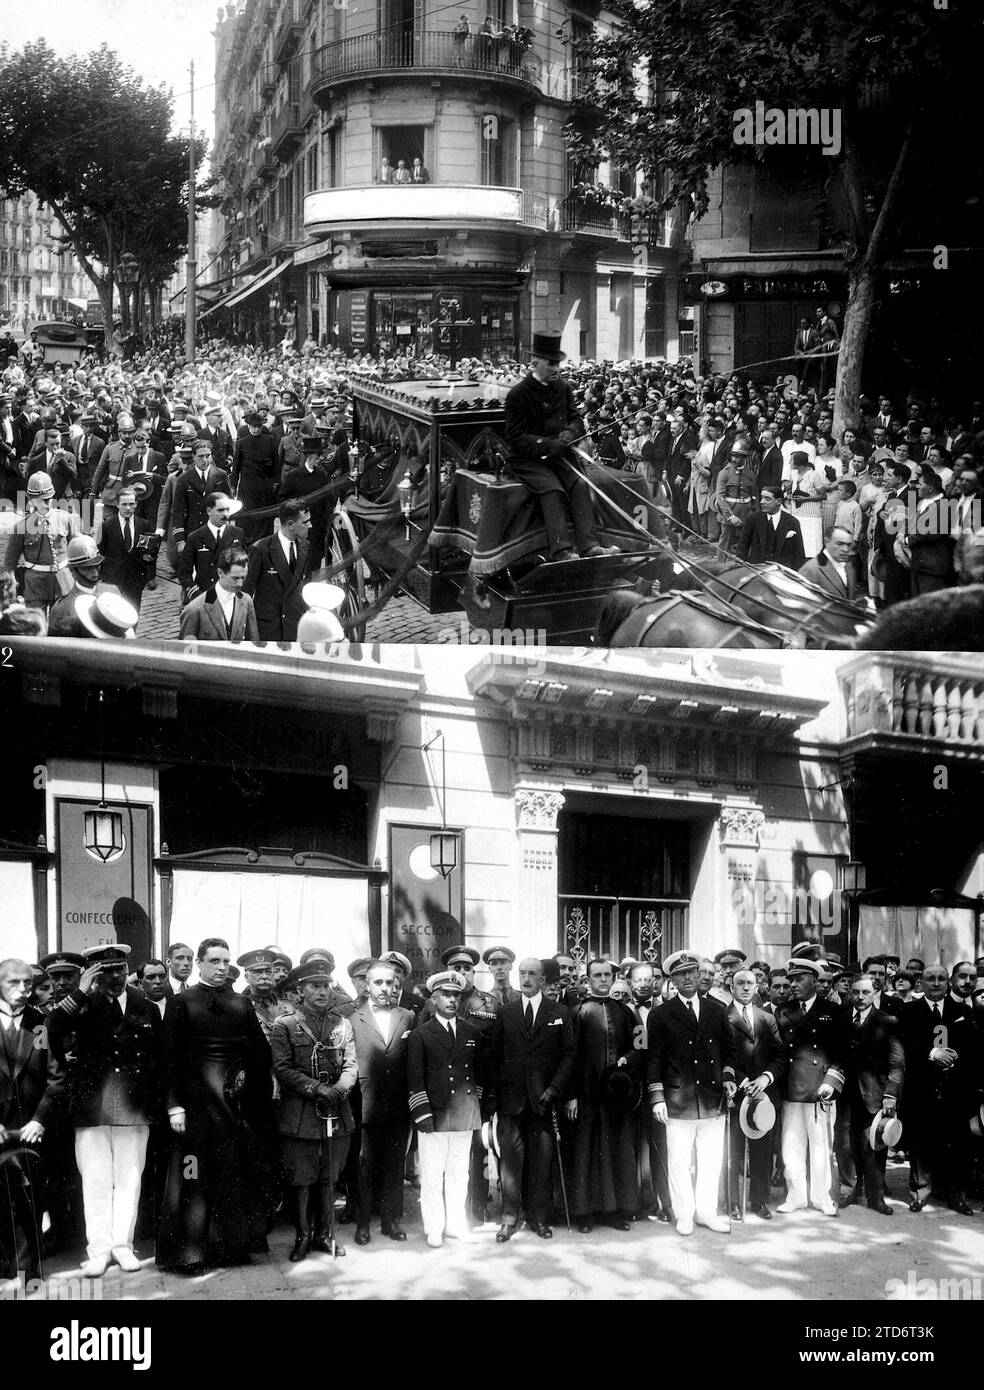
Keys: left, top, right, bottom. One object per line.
{"left": 134, "top": 554, "right": 461, "bottom": 644}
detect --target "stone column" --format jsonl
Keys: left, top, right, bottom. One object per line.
{"left": 717, "top": 804, "right": 765, "bottom": 958}
{"left": 514, "top": 785, "right": 565, "bottom": 959}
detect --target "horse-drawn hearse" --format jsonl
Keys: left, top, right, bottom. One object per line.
{"left": 323, "top": 375, "right": 874, "bottom": 648}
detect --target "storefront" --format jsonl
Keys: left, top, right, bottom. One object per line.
{"left": 329, "top": 285, "right": 520, "bottom": 360}
{"left": 3, "top": 645, "right": 982, "bottom": 983}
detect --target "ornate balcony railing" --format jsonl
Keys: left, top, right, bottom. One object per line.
{"left": 311, "top": 27, "right": 540, "bottom": 89}
{"left": 271, "top": 101, "right": 306, "bottom": 158}
{"left": 842, "top": 654, "right": 984, "bottom": 748}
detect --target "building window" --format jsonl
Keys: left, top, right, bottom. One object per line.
{"left": 378, "top": 125, "right": 426, "bottom": 180}
{"left": 479, "top": 115, "right": 515, "bottom": 186}
{"left": 323, "top": 126, "right": 340, "bottom": 187}
{"left": 306, "top": 143, "right": 318, "bottom": 192}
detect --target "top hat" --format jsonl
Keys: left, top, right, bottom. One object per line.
{"left": 529, "top": 332, "right": 566, "bottom": 364}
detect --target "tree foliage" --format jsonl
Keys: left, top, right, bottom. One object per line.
{"left": 0, "top": 40, "right": 216, "bottom": 331}
{"left": 567, "top": 0, "right": 983, "bottom": 423}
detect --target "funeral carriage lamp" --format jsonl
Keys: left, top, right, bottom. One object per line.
{"left": 429, "top": 831, "right": 458, "bottom": 879}
{"left": 842, "top": 860, "right": 867, "bottom": 894}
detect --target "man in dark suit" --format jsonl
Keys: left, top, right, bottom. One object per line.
{"left": 775, "top": 958, "right": 847, "bottom": 1216}
{"left": 124, "top": 427, "right": 168, "bottom": 532}
{"left": 347, "top": 960, "right": 416, "bottom": 1245}
{"left": 199, "top": 406, "right": 234, "bottom": 471}
{"left": 626, "top": 960, "right": 672, "bottom": 1221}
{"left": 98, "top": 488, "right": 153, "bottom": 612}
{"left": 279, "top": 439, "right": 334, "bottom": 572}
{"left": 836, "top": 973, "right": 904, "bottom": 1215}
{"left": 860, "top": 956, "right": 904, "bottom": 1019}
{"left": 245, "top": 501, "right": 311, "bottom": 641}
{"left": 171, "top": 440, "right": 232, "bottom": 550}
{"left": 799, "top": 525, "right": 860, "bottom": 600}
{"left": 47, "top": 943, "right": 162, "bottom": 1278}
{"left": 377, "top": 951, "right": 427, "bottom": 1016}
{"left": 757, "top": 429, "right": 784, "bottom": 495}
{"left": 74, "top": 414, "right": 107, "bottom": 497}
{"left": 726, "top": 968, "right": 784, "bottom": 1219}
{"left": 407, "top": 970, "right": 491, "bottom": 1248}
{"left": 737, "top": 486, "right": 806, "bottom": 569}
{"left": 0, "top": 957, "right": 61, "bottom": 1277}
{"left": 232, "top": 410, "right": 279, "bottom": 544}
{"left": 648, "top": 949, "right": 737, "bottom": 1236}
{"left": 908, "top": 472, "right": 957, "bottom": 594}
{"left": 490, "top": 957, "right": 574, "bottom": 1241}
{"left": 901, "top": 961, "right": 980, "bottom": 1213}
{"left": 177, "top": 492, "right": 247, "bottom": 599}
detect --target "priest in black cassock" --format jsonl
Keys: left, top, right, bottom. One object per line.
{"left": 156, "top": 938, "right": 274, "bottom": 1274}
{"left": 566, "top": 957, "right": 641, "bottom": 1233}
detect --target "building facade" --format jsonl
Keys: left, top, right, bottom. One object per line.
{"left": 207, "top": 0, "right": 689, "bottom": 362}
{"left": 2, "top": 643, "right": 981, "bottom": 983}
{"left": 0, "top": 193, "right": 92, "bottom": 335}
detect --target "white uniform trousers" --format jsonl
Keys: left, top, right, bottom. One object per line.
{"left": 665, "top": 1114, "right": 726, "bottom": 1223}
{"left": 781, "top": 1101, "right": 831, "bottom": 1208}
{"left": 417, "top": 1130, "right": 472, "bottom": 1238}
{"left": 75, "top": 1124, "right": 150, "bottom": 1261}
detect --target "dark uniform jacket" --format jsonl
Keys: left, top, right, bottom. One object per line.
{"left": 422, "top": 985, "right": 500, "bottom": 1033}
{"left": 347, "top": 1003, "right": 416, "bottom": 1125}
{"left": 271, "top": 1008, "right": 357, "bottom": 1139}
{"left": 503, "top": 373, "right": 585, "bottom": 496}
{"left": 178, "top": 522, "right": 247, "bottom": 595}
{"left": 407, "top": 1015, "right": 489, "bottom": 1133}
{"left": 491, "top": 996, "right": 574, "bottom": 1116}
{"left": 48, "top": 986, "right": 161, "bottom": 1127}
{"left": 775, "top": 997, "right": 847, "bottom": 1103}
{"left": 171, "top": 465, "right": 233, "bottom": 540}
{"left": 244, "top": 533, "right": 310, "bottom": 640}
{"left": 843, "top": 1007, "right": 904, "bottom": 1115}
{"left": 0, "top": 1004, "right": 59, "bottom": 1129}
{"left": 647, "top": 993, "right": 737, "bottom": 1119}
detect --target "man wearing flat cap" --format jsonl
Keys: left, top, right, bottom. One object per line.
{"left": 47, "top": 942, "right": 162, "bottom": 1277}
{"left": 271, "top": 963, "right": 358, "bottom": 1261}
{"left": 775, "top": 958, "right": 848, "bottom": 1216}
{"left": 484, "top": 946, "right": 520, "bottom": 1007}
{"left": 427, "top": 945, "right": 500, "bottom": 1225}
{"left": 407, "top": 970, "right": 493, "bottom": 1247}
{"left": 647, "top": 950, "right": 737, "bottom": 1235}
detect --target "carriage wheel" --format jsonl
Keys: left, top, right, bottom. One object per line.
{"left": 330, "top": 509, "right": 367, "bottom": 641}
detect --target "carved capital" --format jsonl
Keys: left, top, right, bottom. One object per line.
{"left": 718, "top": 806, "right": 765, "bottom": 849}
{"left": 515, "top": 786, "right": 566, "bottom": 831}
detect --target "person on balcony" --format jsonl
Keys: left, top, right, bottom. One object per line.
{"left": 478, "top": 15, "right": 500, "bottom": 64}
{"left": 453, "top": 14, "right": 471, "bottom": 64}
{"left": 377, "top": 156, "right": 394, "bottom": 185}
{"left": 411, "top": 158, "right": 430, "bottom": 184}
{"left": 393, "top": 159, "right": 411, "bottom": 185}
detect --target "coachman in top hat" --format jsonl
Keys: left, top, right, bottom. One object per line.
{"left": 503, "top": 332, "right": 619, "bottom": 562}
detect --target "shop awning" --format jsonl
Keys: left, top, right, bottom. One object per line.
{"left": 67, "top": 297, "right": 89, "bottom": 310}
{"left": 198, "top": 258, "right": 293, "bottom": 319}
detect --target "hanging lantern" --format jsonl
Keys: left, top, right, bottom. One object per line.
{"left": 429, "top": 831, "right": 458, "bottom": 879}
{"left": 83, "top": 806, "right": 124, "bottom": 863}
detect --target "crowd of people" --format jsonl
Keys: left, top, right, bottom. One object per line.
{"left": 2, "top": 937, "right": 982, "bottom": 1281}
{"left": 1, "top": 330, "right": 983, "bottom": 643}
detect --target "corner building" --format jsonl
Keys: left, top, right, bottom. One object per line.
{"left": 210, "top": 0, "right": 688, "bottom": 360}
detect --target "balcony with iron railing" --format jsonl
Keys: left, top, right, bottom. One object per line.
{"left": 273, "top": 7, "right": 305, "bottom": 67}
{"left": 271, "top": 100, "right": 306, "bottom": 158}
{"left": 840, "top": 654, "right": 984, "bottom": 752}
{"left": 266, "top": 211, "right": 301, "bottom": 249}
{"left": 311, "top": 26, "right": 540, "bottom": 96}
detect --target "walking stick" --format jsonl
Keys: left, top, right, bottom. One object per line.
{"left": 723, "top": 1099, "right": 732, "bottom": 1225}
{"left": 822, "top": 1098, "right": 840, "bottom": 1218}
{"left": 742, "top": 1135, "right": 750, "bottom": 1221}
{"left": 549, "top": 1106, "right": 572, "bottom": 1232}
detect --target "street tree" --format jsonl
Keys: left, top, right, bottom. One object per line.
{"left": 566, "top": 0, "right": 982, "bottom": 429}
{"left": 0, "top": 40, "right": 209, "bottom": 335}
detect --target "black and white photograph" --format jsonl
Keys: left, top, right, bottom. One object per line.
{"left": 0, "top": 0, "right": 981, "bottom": 1356}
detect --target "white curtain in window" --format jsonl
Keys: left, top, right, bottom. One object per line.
{"left": 858, "top": 904, "right": 976, "bottom": 966}
{"left": 0, "top": 861, "right": 38, "bottom": 964}
{"left": 169, "top": 871, "right": 370, "bottom": 974}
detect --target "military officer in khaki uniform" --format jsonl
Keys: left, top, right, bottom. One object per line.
{"left": 239, "top": 948, "right": 291, "bottom": 1043}
{"left": 483, "top": 946, "right": 521, "bottom": 1007}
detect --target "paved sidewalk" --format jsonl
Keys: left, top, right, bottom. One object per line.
{"left": 30, "top": 1178, "right": 984, "bottom": 1302}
